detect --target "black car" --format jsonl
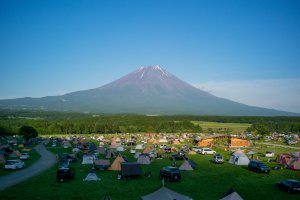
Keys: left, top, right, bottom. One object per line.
{"left": 170, "top": 153, "right": 186, "bottom": 160}
{"left": 56, "top": 167, "right": 75, "bottom": 182}
{"left": 160, "top": 166, "right": 181, "bottom": 182}
{"left": 276, "top": 180, "right": 300, "bottom": 193}
{"left": 248, "top": 160, "right": 270, "bottom": 173}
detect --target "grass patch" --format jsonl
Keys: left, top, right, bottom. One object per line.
{"left": 192, "top": 121, "right": 251, "bottom": 133}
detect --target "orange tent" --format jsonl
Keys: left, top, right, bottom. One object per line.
{"left": 109, "top": 155, "right": 125, "bottom": 171}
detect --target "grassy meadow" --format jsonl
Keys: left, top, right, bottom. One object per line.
{"left": 0, "top": 143, "right": 299, "bottom": 200}
{"left": 192, "top": 121, "right": 251, "bottom": 133}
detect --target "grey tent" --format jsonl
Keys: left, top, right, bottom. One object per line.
{"left": 102, "top": 194, "right": 112, "bottom": 200}
{"left": 220, "top": 188, "right": 243, "bottom": 200}
{"left": 141, "top": 186, "right": 192, "bottom": 200}
{"left": 83, "top": 172, "right": 101, "bottom": 181}
{"left": 179, "top": 160, "right": 193, "bottom": 171}
{"left": 94, "top": 159, "right": 110, "bottom": 170}
{"left": 121, "top": 162, "right": 142, "bottom": 178}
{"left": 188, "top": 160, "right": 197, "bottom": 169}
{"left": 137, "top": 154, "right": 151, "bottom": 165}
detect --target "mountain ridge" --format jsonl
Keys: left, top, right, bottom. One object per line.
{"left": 0, "top": 66, "right": 298, "bottom": 116}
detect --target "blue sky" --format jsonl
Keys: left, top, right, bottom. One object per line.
{"left": 0, "top": 0, "right": 300, "bottom": 112}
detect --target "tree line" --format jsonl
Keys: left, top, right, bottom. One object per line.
{"left": 0, "top": 110, "right": 299, "bottom": 135}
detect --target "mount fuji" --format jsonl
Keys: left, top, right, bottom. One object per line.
{"left": 0, "top": 66, "right": 297, "bottom": 116}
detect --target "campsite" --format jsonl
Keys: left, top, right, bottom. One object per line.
{"left": 1, "top": 130, "right": 300, "bottom": 200}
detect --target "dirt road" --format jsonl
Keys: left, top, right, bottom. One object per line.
{"left": 0, "top": 143, "right": 57, "bottom": 191}
{"left": 258, "top": 142, "right": 300, "bottom": 150}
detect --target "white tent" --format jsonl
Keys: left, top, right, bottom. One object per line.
{"left": 82, "top": 154, "right": 95, "bottom": 164}
{"left": 135, "top": 144, "right": 144, "bottom": 150}
{"left": 83, "top": 172, "right": 101, "bottom": 181}
{"left": 116, "top": 145, "right": 125, "bottom": 152}
{"left": 229, "top": 152, "right": 250, "bottom": 165}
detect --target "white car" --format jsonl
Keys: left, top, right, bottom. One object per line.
{"left": 191, "top": 146, "right": 202, "bottom": 153}
{"left": 201, "top": 148, "right": 216, "bottom": 155}
{"left": 20, "top": 153, "right": 30, "bottom": 160}
{"left": 159, "top": 144, "right": 167, "bottom": 149}
{"left": 5, "top": 160, "right": 25, "bottom": 170}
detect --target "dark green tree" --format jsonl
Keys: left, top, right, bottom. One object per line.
{"left": 19, "top": 125, "right": 38, "bottom": 140}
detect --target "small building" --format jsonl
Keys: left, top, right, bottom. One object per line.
{"left": 198, "top": 138, "right": 213, "bottom": 147}
{"left": 230, "top": 138, "right": 250, "bottom": 147}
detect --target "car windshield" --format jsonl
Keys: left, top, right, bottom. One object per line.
{"left": 170, "top": 168, "right": 180, "bottom": 173}
{"left": 291, "top": 181, "right": 300, "bottom": 187}
{"left": 258, "top": 163, "right": 268, "bottom": 168}
{"left": 216, "top": 156, "right": 223, "bottom": 159}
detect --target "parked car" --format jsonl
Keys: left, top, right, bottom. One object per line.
{"left": 201, "top": 148, "right": 216, "bottom": 155}
{"left": 212, "top": 154, "right": 224, "bottom": 164}
{"left": 160, "top": 166, "right": 181, "bottom": 182}
{"left": 170, "top": 153, "right": 186, "bottom": 160}
{"left": 248, "top": 160, "right": 270, "bottom": 173}
{"left": 20, "top": 153, "right": 30, "bottom": 160}
{"left": 160, "top": 144, "right": 167, "bottom": 149}
{"left": 5, "top": 160, "right": 25, "bottom": 170}
{"left": 265, "top": 151, "right": 275, "bottom": 157}
{"left": 276, "top": 180, "right": 300, "bottom": 193}
{"left": 56, "top": 167, "right": 75, "bottom": 182}
{"left": 287, "top": 140, "right": 297, "bottom": 145}
{"left": 164, "top": 147, "right": 172, "bottom": 153}
{"left": 191, "top": 146, "right": 202, "bottom": 153}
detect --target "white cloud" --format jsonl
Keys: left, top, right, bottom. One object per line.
{"left": 194, "top": 79, "right": 300, "bottom": 113}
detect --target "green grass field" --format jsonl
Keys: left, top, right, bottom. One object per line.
{"left": 0, "top": 144, "right": 299, "bottom": 200}
{"left": 192, "top": 121, "right": 251, "bottom": 134}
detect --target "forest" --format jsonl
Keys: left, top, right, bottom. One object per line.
{"left": 0, "top": 109, "right": 300, "bottom": 135}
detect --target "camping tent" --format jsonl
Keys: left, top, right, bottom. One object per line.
{"left": 137, "top": 154, "right": 151, "bottom": 165}
{"left": 121, "top": 162, "right": 142, "bottom": 178}
{"left": 141, "top": 186, "right": 192, "bottom": 200}
{"left": 143, "top": 146, "right": 152, "bottom": 154}
{"left": 109, "top": 155, "right": 125, "bottom": 171}
{"left": 82, "top": 154, "right": 95, "bottom": 164}
{"left": 102, "top": 194, "right": 112, "bottom": 200}
{"left": 135, "top": 144, "right": 144, "bottom": 150}
{"left": 134, "top": 152, "right": 142, "bottom": 159}
{"left": 276, "top": 153, "right": 293, "bottom": 166}
{"left": 229, "top": 152, "right": 250, "bottom": 165}
{"left": 289, "top": 159, "right": 300, "bottom": 170}
{"left": 98, "top": 147, "right": 106, "bottom": 155}
{"left": 179, "top": 160, "right": 193, "bottom": 171}
{"left": 188, "top": 160, "right": 197, "bottom": 169}
{"left": 220, "top": 188, "right": 243, "bottom": 200}
{"left": 94, "top": 159, "right": 110, "bottom": 170}
{"left": 83, "top": 172, "right": 101, "bottom": 181}
{"left": 116, "top": 145, "right": 125, "bottom": 152}
{"left": 106, "top": 149, "right": 116, "bottom": 159}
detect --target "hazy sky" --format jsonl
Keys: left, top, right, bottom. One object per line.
{"left": 1, "top": 0, "right": 299, "bottom": 113}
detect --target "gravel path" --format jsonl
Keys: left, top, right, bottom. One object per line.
{"left": 0, "top": 143, "right": 57, "bottom": 191}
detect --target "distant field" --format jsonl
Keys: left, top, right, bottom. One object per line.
{"left": 192, "top": 121, "right": 251, "bottom": 133}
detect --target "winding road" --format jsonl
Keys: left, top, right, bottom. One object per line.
{"left": 0, "top": 143, "right": 57, "bottom": 191}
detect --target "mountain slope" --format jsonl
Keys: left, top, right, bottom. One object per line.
{"left": 0, "top": 66, "right": 298, "bottom": 116}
